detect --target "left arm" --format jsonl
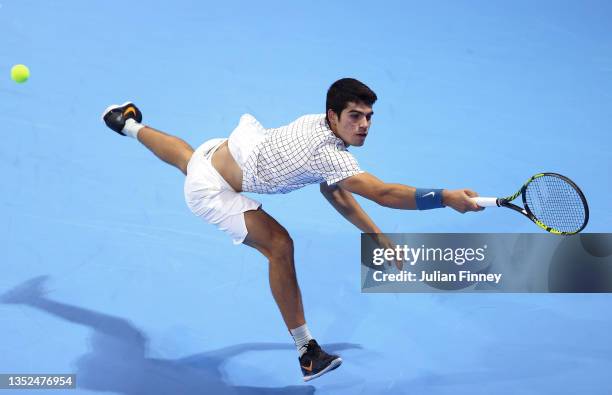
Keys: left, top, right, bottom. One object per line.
{"left": 319, "top": 182, "right": 382, "bottom": 233}
{"left": 320, "top": 181, "right": 401, "bottom": 268}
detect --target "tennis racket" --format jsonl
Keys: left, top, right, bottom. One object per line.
{"left": 470, "top": 173, "right": 589, "bottom": 235}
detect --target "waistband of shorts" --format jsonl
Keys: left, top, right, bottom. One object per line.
{"left": 191, "top": 138, "right": 236, "bottom": 191}
{"left": 198, "top": 138, "right": 227, "bottom": 158}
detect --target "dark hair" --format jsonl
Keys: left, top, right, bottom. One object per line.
{"left": 326, "top": 78, "right": 377, "bottom": 120}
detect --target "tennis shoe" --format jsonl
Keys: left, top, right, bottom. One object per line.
{"left": 299, "top": 340, "right": 342, "bottom": 382}
{"left": 101, "top": 102, "right": 142, "bottom": 135}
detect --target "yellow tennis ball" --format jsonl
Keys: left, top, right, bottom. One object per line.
{"left": 11, "top": 64, "right": 30, "bottom": 83}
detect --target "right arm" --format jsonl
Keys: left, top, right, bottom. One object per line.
{"left": 338, "top": 172, "right": 482, "bottom": 213}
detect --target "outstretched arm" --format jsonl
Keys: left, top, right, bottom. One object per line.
{"left": 338, "top": 172, "right": 482, "bottom": 213}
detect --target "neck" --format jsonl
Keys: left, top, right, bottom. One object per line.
{"left": 325, "top": 115, "right": 350, "bottom": 146}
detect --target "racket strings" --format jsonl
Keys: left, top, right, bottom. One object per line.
{"left": 525, "top": 175, "right": 586, "bottom": 233}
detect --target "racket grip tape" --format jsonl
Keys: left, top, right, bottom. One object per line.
{"left": 470, "top": 197, "right": 499, "bottom": 207}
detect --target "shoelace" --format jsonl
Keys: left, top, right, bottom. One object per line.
{"left": 308, "top": 341, "right": 322, "bottom": 358}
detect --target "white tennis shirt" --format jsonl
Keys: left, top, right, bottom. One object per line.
{"left": 228, "top": 113, "right": 364, "bottom": 194}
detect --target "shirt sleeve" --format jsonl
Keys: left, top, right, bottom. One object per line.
{"left": 310, "top": 142, "right": 364, "bottom": 185}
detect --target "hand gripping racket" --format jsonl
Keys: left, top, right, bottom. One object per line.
{"left": 470, "top": 173, "right": 589, "bottom": 235}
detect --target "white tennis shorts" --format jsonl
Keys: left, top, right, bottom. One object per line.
{"left": 184, "top": 138, "right": 261, "bottom": 244}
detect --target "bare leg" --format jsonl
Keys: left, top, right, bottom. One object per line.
{"left": 134, "top": 127, "right": 305, "bottom": 328}
{"left": 243, "top": 208, "right": 305, "bottom": 330}
{"left": 137, "top": 126, "right": 194, "bottom": 175}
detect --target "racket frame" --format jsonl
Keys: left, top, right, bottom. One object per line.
{"left": 497, "top": 172, "right": 589, "bottom": 235}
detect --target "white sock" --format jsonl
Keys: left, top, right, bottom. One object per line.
{"left": 122, "top": 118, "right": 145, "bottom": 139}
{"left": 290, "top": 323, "right": 313, "bottom": 357}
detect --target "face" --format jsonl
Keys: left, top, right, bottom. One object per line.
{"left": 327, "top": 101, "right": 373, "bottom": 146}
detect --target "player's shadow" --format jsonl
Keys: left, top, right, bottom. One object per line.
{"left": 1, "top": 276, "right": 360, "bottom": 395}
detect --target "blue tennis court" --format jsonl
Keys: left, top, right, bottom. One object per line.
{"left": 2, "top": 1, "right": 611, "bottom": 393}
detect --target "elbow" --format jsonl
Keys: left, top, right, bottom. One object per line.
{"left": 373, "top": 185, "right": 393, "bottom": 208}
{"left": 377, "top": 197, "right": 394, "bottom": 208}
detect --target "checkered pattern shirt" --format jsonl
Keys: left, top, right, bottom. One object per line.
{"left": 237, "top": 114, "right": 363, "bottom": 194}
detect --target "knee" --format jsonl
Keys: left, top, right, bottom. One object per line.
{"left": 267, "top": 229, "right": 294, "bottom": 261}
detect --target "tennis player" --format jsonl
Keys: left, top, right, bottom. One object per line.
{"left": 102, "top": 78, "right": 482, "bottom": 381}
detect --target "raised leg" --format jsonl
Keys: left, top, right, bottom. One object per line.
{"left": 137, "top": 126, "right": 194, "bottom": 175}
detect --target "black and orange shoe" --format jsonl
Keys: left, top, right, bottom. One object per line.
{"left": 299, "top": 339, "right": 342, "bottom": 382}
{"left": 101, "top": 102, "right": 142, "bottom": 135}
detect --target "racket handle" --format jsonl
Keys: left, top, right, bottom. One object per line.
{"left": 470, "top": 197, "right": 499, "bottom": 207}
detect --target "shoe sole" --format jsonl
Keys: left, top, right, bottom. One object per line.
{"left": 100, "top": 101, "right": 134, "bottom": 122}
{"left": 303, "top": 357, "right": 342, "bottom": 382}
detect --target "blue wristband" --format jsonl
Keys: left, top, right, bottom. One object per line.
{"left": 415, "top": 188, "right": 444, "bottom": 210}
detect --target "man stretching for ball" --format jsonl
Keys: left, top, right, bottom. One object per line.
{"left": 102, "top": 78, "right": 482, "bottom": 382}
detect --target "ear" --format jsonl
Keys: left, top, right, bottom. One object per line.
{"left": 327, "top": 109, "right": 339, "bottom": 127}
